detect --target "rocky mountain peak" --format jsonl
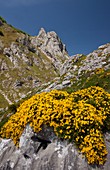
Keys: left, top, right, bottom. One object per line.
{"left": 37, "top": 27, "right": 46, "bottom": 39}
{"left": 0, "top": 19, "right": 70, "bottom": 109}
{"left": 31, "top": 28, "right": 69, "bottom": 70}
{"left": 0, "top": 17, "right": 110, "bottom": 170}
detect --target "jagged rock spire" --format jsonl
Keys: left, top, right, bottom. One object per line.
{"left": 37, "top": 28, "right": 47, "bottom": 39}
{"left": 31, "top": 28, "right": 69, "bottom": 72}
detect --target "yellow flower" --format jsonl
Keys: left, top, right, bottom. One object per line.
{"left": 59, "top": 129, "right": 63, "bottom": 133}
{"left": 0, "top": 86, "right": 110, "bottom": 165}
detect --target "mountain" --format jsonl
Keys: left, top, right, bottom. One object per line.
{"left": 0, "top": 17, "right": 110, "bottom": 170}
{"left": 0, "top": 16, "right": 69, "bottom": 109}
{"left": 0, "top": 16, "right": 110, "bottom": 110}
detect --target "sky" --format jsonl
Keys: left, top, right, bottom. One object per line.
{"left": 0, "top": 0, "right": 110, "bottom": 56}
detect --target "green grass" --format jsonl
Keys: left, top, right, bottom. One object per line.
{"left": 63, "top": 69, "right": 110, "bottom": 93}
{"left": 0, "top": 94, "right": 9, "bottom": 108}
{"left": 9, "top": 24, "right": 28, "bottom": 35}
{"left": 0, "top": 16, "right": 7, "bottom": 23}
{"left": 72, "top": 54, "right": 86, "bottom": 67}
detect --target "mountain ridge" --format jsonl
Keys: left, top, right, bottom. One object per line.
{"left": 0, "top": 17, "right": 69, "bottom": 109}
{"left": 0, "top": 16, "right": 110, "bottom": 123}
{"left": 0, "top": 16, "right": 110, "bottom": 170}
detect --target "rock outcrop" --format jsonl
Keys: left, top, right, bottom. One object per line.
{"left": 38, "top": 43, "right": 110, "bottom": 92}
{"left": 61, "top": 43, "right": 110, "bottom": 77}
{"left": 31, "top": 28, "right": 69, "bottom": 70}
{"left": 0, "top": 20, "right": 69, "bottom": 109}
{"left": 0, "top": 17, "right": 110, "bottom": 109}
{"left": 0, "top": 17, "right": 110, "bottom": 170}
{"left": 0, "top": 125, "right": 110, "bottom": 170}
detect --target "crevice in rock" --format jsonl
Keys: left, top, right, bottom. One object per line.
{"left": 23, "top": 153, "right": 30, "bottom": 159}
{"left": 31, "top": 135, "right": 51, "bottom": 153}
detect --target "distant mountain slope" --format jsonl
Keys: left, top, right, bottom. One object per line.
{"left": 0, "top": 17, "right": 69, "bottom": 109}
{"left": 0, "top": 16, "right": 110, "bottom": 123}
{"left": 0, "top": 16, "right": 110, "bottom": 170}
{"left": 41, "top": 43, "right": 110, "bottom": 93}
{"left": 60, "top": 44, "right": 110, "bottom": 93}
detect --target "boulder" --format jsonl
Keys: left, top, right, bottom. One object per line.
{"left": 0, "top": 125, "right": 110, "bottom": 170}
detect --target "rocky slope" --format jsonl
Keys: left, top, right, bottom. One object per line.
{"left": 42, "top": 44, "right": 110, "bottom": 93}
{"left": 0, "top": 16, "right": 110, "bottom": 110}
{"left": 0, "top": 125, "right": 110, "bottom": 170}
{"left": 0, "top": 17, "right": 110, "bottom": 170}
{"left": 0, "top": 17, "right": 69, "bottom": 109}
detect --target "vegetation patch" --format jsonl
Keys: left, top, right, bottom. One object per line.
{"left": 0, "top": 86, "right": 110, "bottom": 165}
{"left": 0, "top": 16, "right": 7, "bottom": 23}
{"left": 63, "top": 69, "right": 110, "bottom": 93}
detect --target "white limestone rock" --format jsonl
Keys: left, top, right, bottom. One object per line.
{"left": 31, "top": 28, "right": 69, "bottom": 71}
{"left": 0, "top": 125, "right": 110, "bottom": 170}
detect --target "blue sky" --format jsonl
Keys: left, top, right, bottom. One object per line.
{"left": 0, "top": 0, "right": 110, "bottom": 56}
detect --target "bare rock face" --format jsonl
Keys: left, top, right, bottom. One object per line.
{"left": 31, "top": 28, "right": 69, "bottom": 71}
{"left": 0, "top": 59, "right": 8, "bottom": 71}
{"left": 0, "top": 125, "right": 110, "bottom": 170}
{"left": 3, "top": 42, "right": 30, "bottom": 68}
{"left": 60, "top": 43, "right": 110, "bottom": 83}
{"left": 0, "top": 25, "right": 70, "bottom": 109}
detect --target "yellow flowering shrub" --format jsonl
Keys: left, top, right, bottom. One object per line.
{"left": 0, "top": 86, "right": 110, "bottom": 165}
{"left": 95, "top": 68, "right": 104, "bottom": 74}
{"left": 79, "top": 128, "right": 107, "bottom": 165}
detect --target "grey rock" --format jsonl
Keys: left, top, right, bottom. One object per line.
{"left": 14, "top": 80, "right": 23, "bottom": 87}
{"left": 38, "top": 28, "right": 47, "bottom": 39}
{"left": 62, "top": 80, "right": 71, "bottom": 86}
{"left": 3, "top": 42, "right": 32, "bottom": 68}
{"left": 31, "top": 28, "right": 69, "bottom": 72}
{"left": 98, "top": 44, "right": 109, "bottom": 50}
{"left": 32, "top": 79, "right": 40, "bottom": 87}
{"left": 54, "top": 84, "right": 64, "bottom": 90}
{"left": 0, "top": 125, "right": 110, "bottom": 170}
{"left": 0, "top": 60, "right": 8, "bottom": 71}
{"left": 60, "top": 43, "right": 110, "bottom": 83}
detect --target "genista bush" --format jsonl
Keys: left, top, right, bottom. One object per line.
{"left": 0, "top": 86, "right": 110, "bottom": 165}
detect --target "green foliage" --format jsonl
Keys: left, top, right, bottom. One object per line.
{"left": 0, "top": 16, "right": 7, "bottom": 23}
{"left": 0, "top": 117, "right": 9, "bottom": 129}
{"left": 63, "top": 69, "right": 110, "bottom": 93}
{"left": 8, "top": 104, "right": 17, "bottom": 114}
{"left": 9, "top": 24, "right": 28, "bottom": 35}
